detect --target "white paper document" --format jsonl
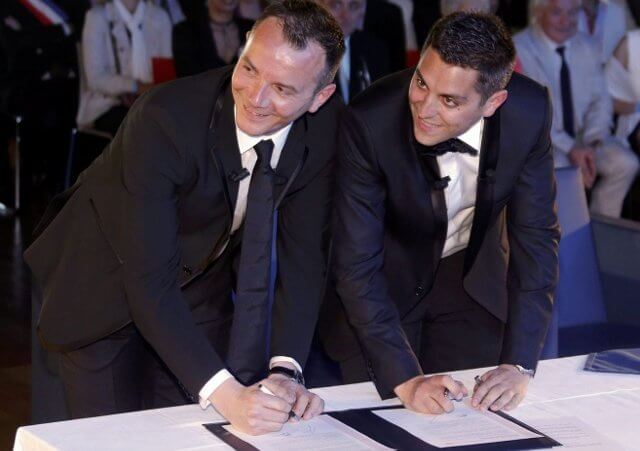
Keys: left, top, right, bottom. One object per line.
{"left": 223, "top": 415, "right": 391, "bottom": 450}
{"left": 524, "top": 416, "right": 623, "bottom": 450}
{"left": 372, "top": 402, "right": 542, "bottom": 448}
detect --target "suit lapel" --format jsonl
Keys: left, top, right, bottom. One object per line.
{"left": 208, "top": 83, "right": 243, "bottom": 219}
{"left": 410, "top": 121, "right": 448, "bottom": 273}
{"left": 274, "top": 116, "right": 307, "bottom": 209}
{"left": 464, "top": 109, "right": 501, "bottom": 274}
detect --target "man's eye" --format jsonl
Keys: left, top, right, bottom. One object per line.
{"left": 416, "top": 77, "right": 426, "bottom": 88}
{"left": 443, "top": 96, "right": 457, "bottom": 107}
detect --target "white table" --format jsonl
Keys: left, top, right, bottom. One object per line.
{"left": 14, "top": 355, "right": 640, "bottom": 450}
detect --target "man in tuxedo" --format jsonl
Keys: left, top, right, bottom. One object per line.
{"left": 317, "top": 0, "right": 390, "bottom": 102}
{"left": 515, "top": 0, "right": 639, "bottom": 217}
{"left": 323, "top": 12, "right": 560, "bottom": 414}
{"left": 25, "top": 0, "right": 344, "bottom": 435}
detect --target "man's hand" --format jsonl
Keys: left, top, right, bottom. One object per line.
{"left": 266, "top": 373, "right": 324, "bottom": 420}
{"left": 569, "top": 146, "right": 597, "bottom": 188}
{"left": 394, "top": 375, "right": 468, "bottom": 414}
{"left": 471, "top": 364, "right": 531, "bottom": 412}
{"left": 208, "top": 377, "right": 293, "bottom": 435}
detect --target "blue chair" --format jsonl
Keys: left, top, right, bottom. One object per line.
{"left": 543, "top": 167, "right": 640, "bottom": 358}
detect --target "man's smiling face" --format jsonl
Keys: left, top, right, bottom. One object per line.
{"left": 231, "top": 17, "right": 334, "bottom": 137}
{"left": 408, "top": 47, "right": 505, "bottom": 146}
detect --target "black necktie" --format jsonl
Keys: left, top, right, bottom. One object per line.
{"left": 418, "top": 138, "right": 479, "bottom": 158}
{"left": 556, "top": 46, "right": 575, "bottom": 137}
{"left": 227, "top": 139, "right": 276, "bottom": 384}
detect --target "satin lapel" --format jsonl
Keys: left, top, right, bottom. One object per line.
{"left": 464, "top": 109, "right": 501, "bottom": 274}
{"left": 208, "top": 83, "right": 243, "bottom": 219}
{"left": 274, "top": 116, "right": 306, "bottom": 209}
{"left": 410, "top": 120, "right": 448, "bottom": 272}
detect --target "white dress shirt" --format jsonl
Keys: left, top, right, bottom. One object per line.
{"left": 198, "top": 111, "right": 302, "bottom": 409}
{"left": 537, "top": 27, "right": 578, "bottom": 158}
{"left": 438, "top": 119, "right": 484, "bottom": 258}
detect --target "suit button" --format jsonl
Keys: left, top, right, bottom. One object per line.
{"left": 415, "top": 284, "right": 425, "bottom": 297}
{"left": 183, "top": 265, "right": 193, "bottom": 275}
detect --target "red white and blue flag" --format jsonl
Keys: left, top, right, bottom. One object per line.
{"left": 18, "top": 0, "right": 72, "bottom": 35}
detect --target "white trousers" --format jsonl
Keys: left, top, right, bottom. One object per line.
{"left": 554, "top": 138, "right": 639, "bottom": 217}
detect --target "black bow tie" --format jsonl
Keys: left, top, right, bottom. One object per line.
{"left": 418, "top": 138, "right": 479, "bottom": 158}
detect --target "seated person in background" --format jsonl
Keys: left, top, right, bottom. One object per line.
{"left": 152, "top": 0, "right": 186, "bottom": 24}
{"left": 364, "top": 0, "right": 406, "bottom": 72}
{"left": 515, "top": 0, "right": 639, "bottom": 218}
{"left": 77, "top": 0, "right": 172, "bottom": 136}
{"left": 238, "top": 0, "right": 266, "bottom": 19}
{"left": 173, "top": 0, "right": 253, "bottom": 78}
{"left": 606, "top": 28, "right": 640, "bottom": 153}
{"left": 578, "top": 0, "right": 630, "bottom": 63}
{"left": 317, "top": 0, "right": 390, "bottom": 102}
{"left": 0, "top": 0, "right": 82, "bottom": 194}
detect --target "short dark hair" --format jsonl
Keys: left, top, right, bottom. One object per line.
{"left": 424, "top": 12, "right": 515, "bottom": 103}
{"left": 253, "top": 0, "right": 345, "bottom": 89}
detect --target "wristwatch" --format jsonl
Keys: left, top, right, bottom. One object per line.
{"left": 269, "top": 365, "right": 305, "bottom": 386}
{"left": 514, "top": 364, "right": 535, "bottom": 378}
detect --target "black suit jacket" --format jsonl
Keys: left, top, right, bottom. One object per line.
{"left": 172, "top": 15, "right": 253, "bottom": 78}
{"left": 337, "top": 30, "right": 390, "bottom": 102}
{"left": 24, "top": 66, "right": 341, "bottom": 396}
{"left": 323, "top": 69, "right": 560, "bottom": 398}
{"left": 364, "top": 0, "right": 406, "bottom": 72}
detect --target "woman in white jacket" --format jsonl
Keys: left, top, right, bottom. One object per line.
{"left": 77, "top": 0, "right": 172, "bottom": 135}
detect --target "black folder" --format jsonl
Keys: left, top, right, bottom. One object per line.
{"left": 584, "top": 348, "right": 640, "bottom": 375}
{"left": 328, "top": 407, "right": 561, "bottom": 450}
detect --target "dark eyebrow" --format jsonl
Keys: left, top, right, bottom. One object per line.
{"left": 241, "top": 55, "right": 299, "bottom": 94}
{"left": 415, "top": 68, "right": 468, "bottom": 103}
{"left": 276, "top": 82, "right": 299, "bottom": 94}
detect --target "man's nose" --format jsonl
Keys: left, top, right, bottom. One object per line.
{"left": 417, "top": 95, "right": 438, "bottom": 118}
{"left": 247, "top": 80, "right": 269, "bottom": 107}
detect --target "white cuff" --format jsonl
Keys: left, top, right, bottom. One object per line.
{"left": 269, "top": 356, "right": 302, "bottom": 373}
{"left": 198, "top": 369, "right": 233, "bottom": 409}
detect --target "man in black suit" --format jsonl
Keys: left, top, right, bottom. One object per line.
{"left": 25, "top": 0, "right": 344, "bottom": 435}
{"left": 317, "top": 0, "right": 390, "bottom": 102}
{"left": 364, "top": 0, "right": 406, "bottom": 72}
{"left": 323, "top": 12, "right": 559, "bottom": 415}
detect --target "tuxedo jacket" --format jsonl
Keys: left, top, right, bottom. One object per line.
{"left": 323, "top": 69, "right": 560, "bottom": 398}
{"left": 24, "top": 66, "right": 341, "bottom": 396}
{"left": 172, "top": 14, "right": 253, "bottom": 78}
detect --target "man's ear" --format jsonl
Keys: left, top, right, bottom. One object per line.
{"left": 482, "top": 89, "right": 508, "bottom": 118}
{"left": 308, "top": 83, "right": 337, "bottom": 113}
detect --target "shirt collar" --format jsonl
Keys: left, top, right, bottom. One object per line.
{"left": 234, "top": 106, "right": 293, "bottom": 155}
{"left": 458, "top": 118, "right": 484, "bottom": 152}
